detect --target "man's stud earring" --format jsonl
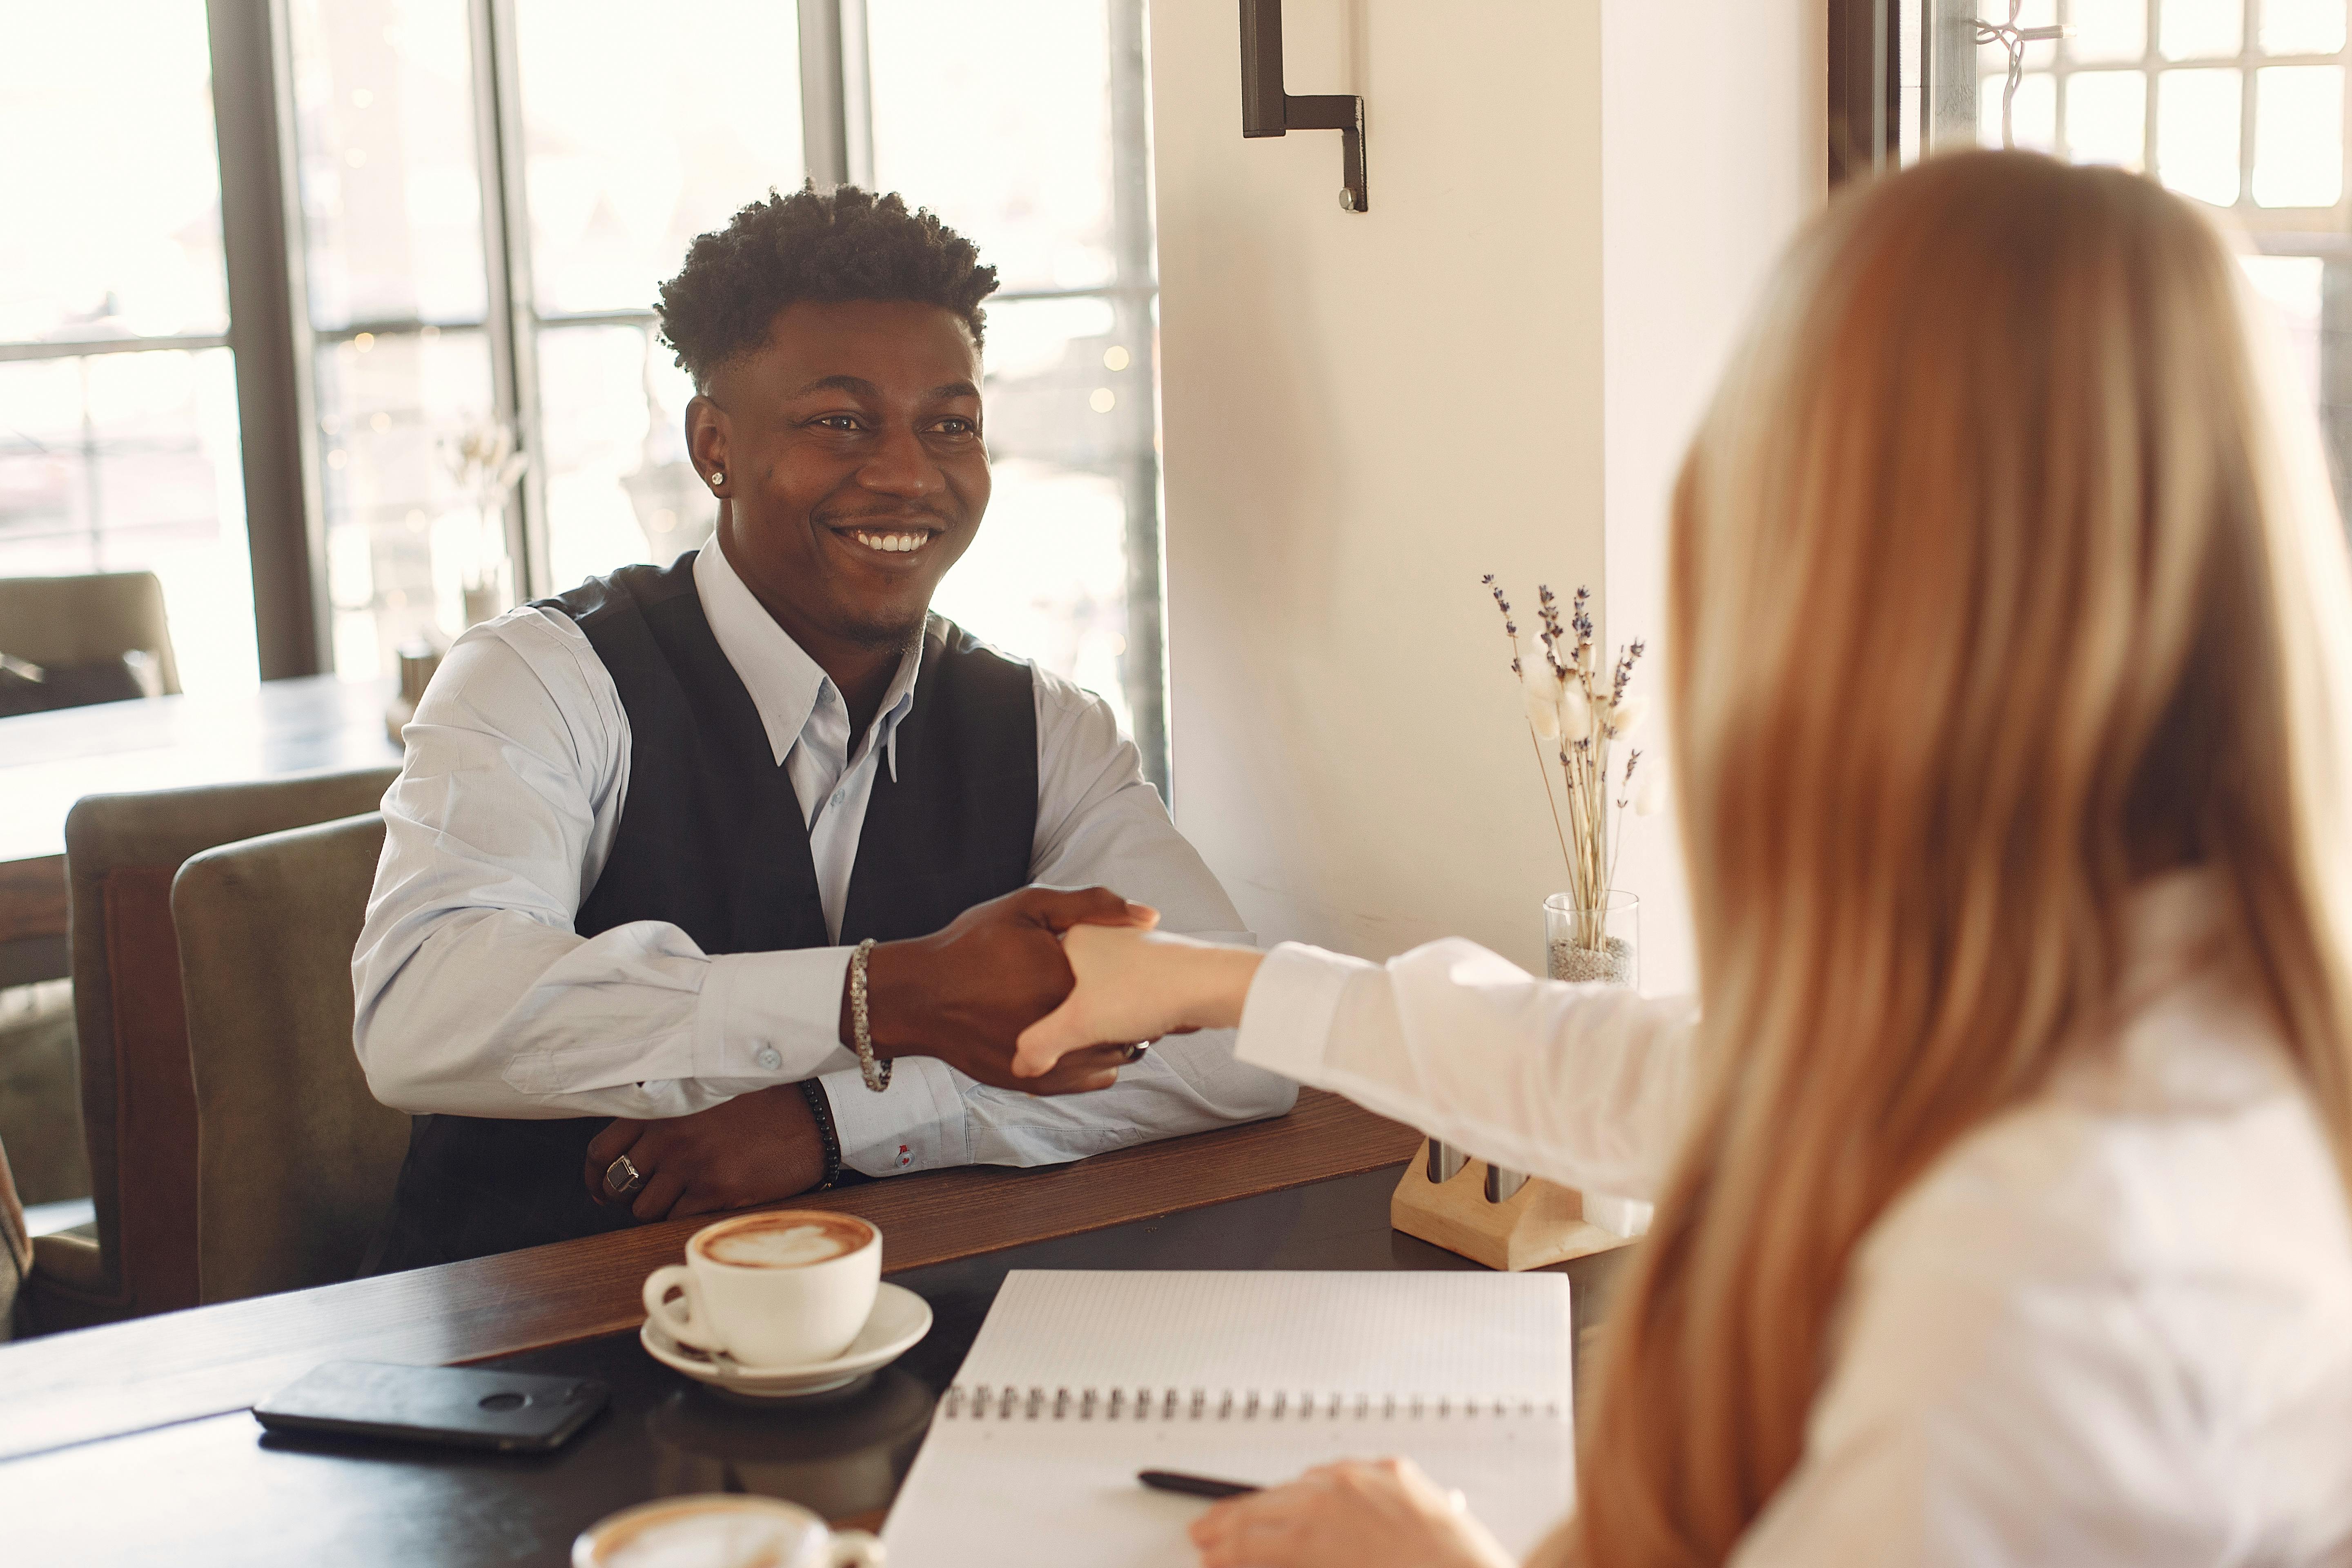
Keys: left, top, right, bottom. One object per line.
{"left": 709, "top": 471, "right": 724, "bottom": 488}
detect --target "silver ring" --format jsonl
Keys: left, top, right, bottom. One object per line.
{"left": 604, "top": 1153, "right": 647, "bottom": 1198}
{"left": 1122, "top": 1042, "right": 1149, "bottom": 1063}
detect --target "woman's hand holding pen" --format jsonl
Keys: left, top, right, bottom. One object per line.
{"left": 1012, "top": 924, "right": 1267, "bottom": 1079}
{"left": 1189, "top": 1460, "right": 1513, "bottom": 1568}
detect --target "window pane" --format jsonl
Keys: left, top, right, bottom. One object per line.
{"left": 0, "top": 349, "right": 256, "bottom": 691}
{"left": 287, "top": 0, "right": 490, "bottom": 329}
{"left": 931, "top": 459, "right": 1134, "bottom": 736}
{"left": 314, "top": 328, "right": 498, "bottom": 675}
{"left": 2156, "top": 68, "right": 2244, "bottom": 203}
{"left": 867, "top": 0, "right": 1116, "bottom": 294}
{"left": 1980, "top": 69, "right": 2060, "bottom": 150}
{"left": 2066, "top": 70, "right": 2149, "bottom": 167}
{"left": 2069, "top": 0, "right": 2149, "bottom": 63}
{"left": 2162, "top": 0, "right": 2246, "bottom": 60}
{"left": 2240, "top": 255, "right": 2325, "bottom": 408}
{"left": 863, "top": 2, "right": 1156, "bottom": 744}
{"left": 0, "top": 4, "right": 227, "bottom": 344}
{"left": 2255, "top": 65, "right": 2346, "bottom": 204}
{"left": 2261, "top": 0, "right": 2348, "bottom": 55}
{"left": 928, "top": 293, "right": 1147, "bottom": 734}
{"left": 513, "top": 0, "right": 804, "bottom": 318}
{"left": 537, "top": 321, "right": 708, "bottom": 588}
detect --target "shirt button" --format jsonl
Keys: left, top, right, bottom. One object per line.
{"left": 831, "top": 789, "right": 845, "bottom": 807}
{"left": 757, "top": 1047, "right": 782, "bottom": 1071}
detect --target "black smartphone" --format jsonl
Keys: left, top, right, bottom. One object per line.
{"left": 253, "top": 1361, "right": 610, "bottom": 1453}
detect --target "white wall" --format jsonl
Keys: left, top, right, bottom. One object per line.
{"left": 1597, "top": 4, "right": 1826, "bottom": 993}
{"left": 1152, "top": 1, "right": 1822, "bottom": 984}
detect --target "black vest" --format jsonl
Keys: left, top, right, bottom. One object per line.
{"left": 365, "top": 554, "right": 1038, "bottom": 1272}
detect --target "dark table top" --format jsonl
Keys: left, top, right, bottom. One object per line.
{"left": 6, "top": 1166, "right": 1627, "bottom": 1566}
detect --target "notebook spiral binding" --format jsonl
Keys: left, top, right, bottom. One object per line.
{"left": 939, "top": 1386, "right": 1564, "bottom": 1422}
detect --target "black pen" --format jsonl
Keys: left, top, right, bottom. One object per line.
{"left": 1138, "top": 1469, "right": 1261, "bottom": 1499}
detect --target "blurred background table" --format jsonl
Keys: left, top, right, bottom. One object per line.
{"left": 0, "top": 675, "right": 399, "bottom": 988}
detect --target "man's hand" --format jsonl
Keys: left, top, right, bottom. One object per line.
{"left": 848, "top": 886, "right": 1158, "bottom": 1093}
{"left": 583, "top": 1084, "right": 829, "bottom": 1223}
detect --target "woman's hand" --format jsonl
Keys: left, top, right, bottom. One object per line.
{"left": 1012, "top": 924, "right": 1265, "bottom": 1078}
{"left": 1189, "top": 1460, "right": 1515, "bottom": 1568}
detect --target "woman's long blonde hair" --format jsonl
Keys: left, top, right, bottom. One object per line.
{"left": 1558, "top": 151, "right": 2352, "bottom": 1566}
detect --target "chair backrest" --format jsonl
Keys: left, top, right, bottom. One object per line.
{"left": 49, "top": 767, "right": 399, "bottom": 1326}
{"left": 0, "top": 1134, "right": 28, "bottom": 1341}
{"left": 0, "top": 572, "right": 183, "bottom": 696}
{"left": 175, "top": 812, "right": 409, "bottom": 1305}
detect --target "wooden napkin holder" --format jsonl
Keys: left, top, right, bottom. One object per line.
{"left": 1390, "top": 1140, "right": 1637, "bottom": 1272}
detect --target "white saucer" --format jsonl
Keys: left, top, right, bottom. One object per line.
{"left": 639, "top": 1281, "right": 932, "bottom": 1399}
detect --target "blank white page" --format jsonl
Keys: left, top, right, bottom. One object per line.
{"left": 951, "top": 1270, "right": 1573, "bottom": 1403}
{"left": 883, "top": 1271, "right": 1577, "bottom": 1566}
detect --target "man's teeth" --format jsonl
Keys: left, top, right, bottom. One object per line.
{"left": 851, "top": 531, "right": 928, "bottom": 554}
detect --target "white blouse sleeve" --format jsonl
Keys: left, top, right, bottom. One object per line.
{"left": 1233, "top": 939, "right": 1699, "bottom": 1201}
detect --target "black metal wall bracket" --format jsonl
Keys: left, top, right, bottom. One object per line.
{"left": 1240, "top": 0, "right": 1368, "bottom": 213}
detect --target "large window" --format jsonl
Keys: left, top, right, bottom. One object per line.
{"left": 275, "top": 0, "right": 1168, "bottom": 781}
{"left": 1961, "top": 1, "right": 2351, "bottom": 487}
{"left": 0, "top": 4, "right": 258, "bottom": 693}
{"left": 2, "top": 1, "right": 1167, "bottom": 780}
{"left": 1847, "top": 2, "right": 2352, "bottom": 496}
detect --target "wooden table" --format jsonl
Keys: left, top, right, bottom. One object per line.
{"left": 0, "top": 1094, "right": 1629, "bottom": 1564}
{"left": 0, "top": 674, "right": 400, "bottom": 986}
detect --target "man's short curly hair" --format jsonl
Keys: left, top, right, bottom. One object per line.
{"left": 656, "top": 184, "right": 998, "bottom": 388}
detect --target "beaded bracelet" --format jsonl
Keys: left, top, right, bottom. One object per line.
{"left": 797, "top": 1078, "right": 842, "bottom": 1192}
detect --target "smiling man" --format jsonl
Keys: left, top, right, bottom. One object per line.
{"left": 352, "top": 186, "right": 1292, "bottom": 1271}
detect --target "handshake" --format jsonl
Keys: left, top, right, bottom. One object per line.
{"left": 851, "top": 886, "right": 1263, "bottom": 1095}
{"left": 585, "top": 885, "right": 1265, "bottom": 1222}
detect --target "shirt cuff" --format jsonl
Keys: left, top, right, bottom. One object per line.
{"left": 696, "top": 947, "right": 861, "bottom": 1081}
{"left": 1234, "top": 942, "right": 1372, "bottom": 1086}
{"left": 822, "top": 1058, "right": 969, "bottom": 1176}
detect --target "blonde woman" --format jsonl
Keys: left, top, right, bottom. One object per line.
{"left": 1013, "top": 152, "right": 2352, "bottom": 1566}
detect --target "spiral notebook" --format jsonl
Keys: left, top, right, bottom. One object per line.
{"left": 882, "top": 1271, "right": 1576, "bottom": 1565}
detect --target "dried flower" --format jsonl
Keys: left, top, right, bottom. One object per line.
{"left": 1485, "top": 575, "right": 1648, "bottom": 949}
{"left": 443, "top": 419, "right": 529, "bottom": 510}
{"left": 1608, "top": 694, "right": 1649, "bottom": 741}
{"left": 1559, "top": 682, "right": 1590, "bottom": 742}
{"left": 1485, "top": 575, "right": 1522, "bottom": 675}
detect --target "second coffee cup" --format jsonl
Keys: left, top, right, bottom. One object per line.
{"left": 643, "top": 1211, "right": 881, "bottom": 1368}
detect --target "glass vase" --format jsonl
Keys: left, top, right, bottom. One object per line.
{"left": 1544, "top": 890, "right": 1639, "bottom": 987}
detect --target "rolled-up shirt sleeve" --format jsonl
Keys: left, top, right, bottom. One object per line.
{"left": 1235, "top": 938, "right": 1699, "bottom": 1200}
{"left": 351, "top": 609, "right": 858, "bottom": 1120}
{"left": 818, "top": 668, "right": 1298, "bottom": 1176}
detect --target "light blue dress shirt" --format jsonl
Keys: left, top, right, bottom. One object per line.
{"left": 352, "top": 542, "right": 1294, "bottom": 1176}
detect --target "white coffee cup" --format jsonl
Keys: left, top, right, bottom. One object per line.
{"left": 573, "top": 1494, "right": 882, "bottom": 1568}
{"left": 643, "top": 1210, "right": 882, "bottom": 1369}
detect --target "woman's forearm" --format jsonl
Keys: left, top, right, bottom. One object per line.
{"left": 1171, "top": 940, "right": 1266, "bottom": 1031}
{"left": 1234, "top": 938, "right": 1699, "bottom": 1201}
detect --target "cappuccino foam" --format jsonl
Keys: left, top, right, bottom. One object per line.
{"left": 699, "top": 1214, "right": 870, "bottom": 1269}
{"left": 595, "top": 1503, "right": 801, "bottom": 1568}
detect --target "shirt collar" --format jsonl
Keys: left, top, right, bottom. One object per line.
{"left": 691, "top": 542, "right": 925, "bottom": 775}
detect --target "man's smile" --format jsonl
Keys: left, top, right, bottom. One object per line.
{"left": 825, "top": 515, "right": 947, "bottom": 562}
{"left": 847, "top": 527, "right": 935, "bottom": 554}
